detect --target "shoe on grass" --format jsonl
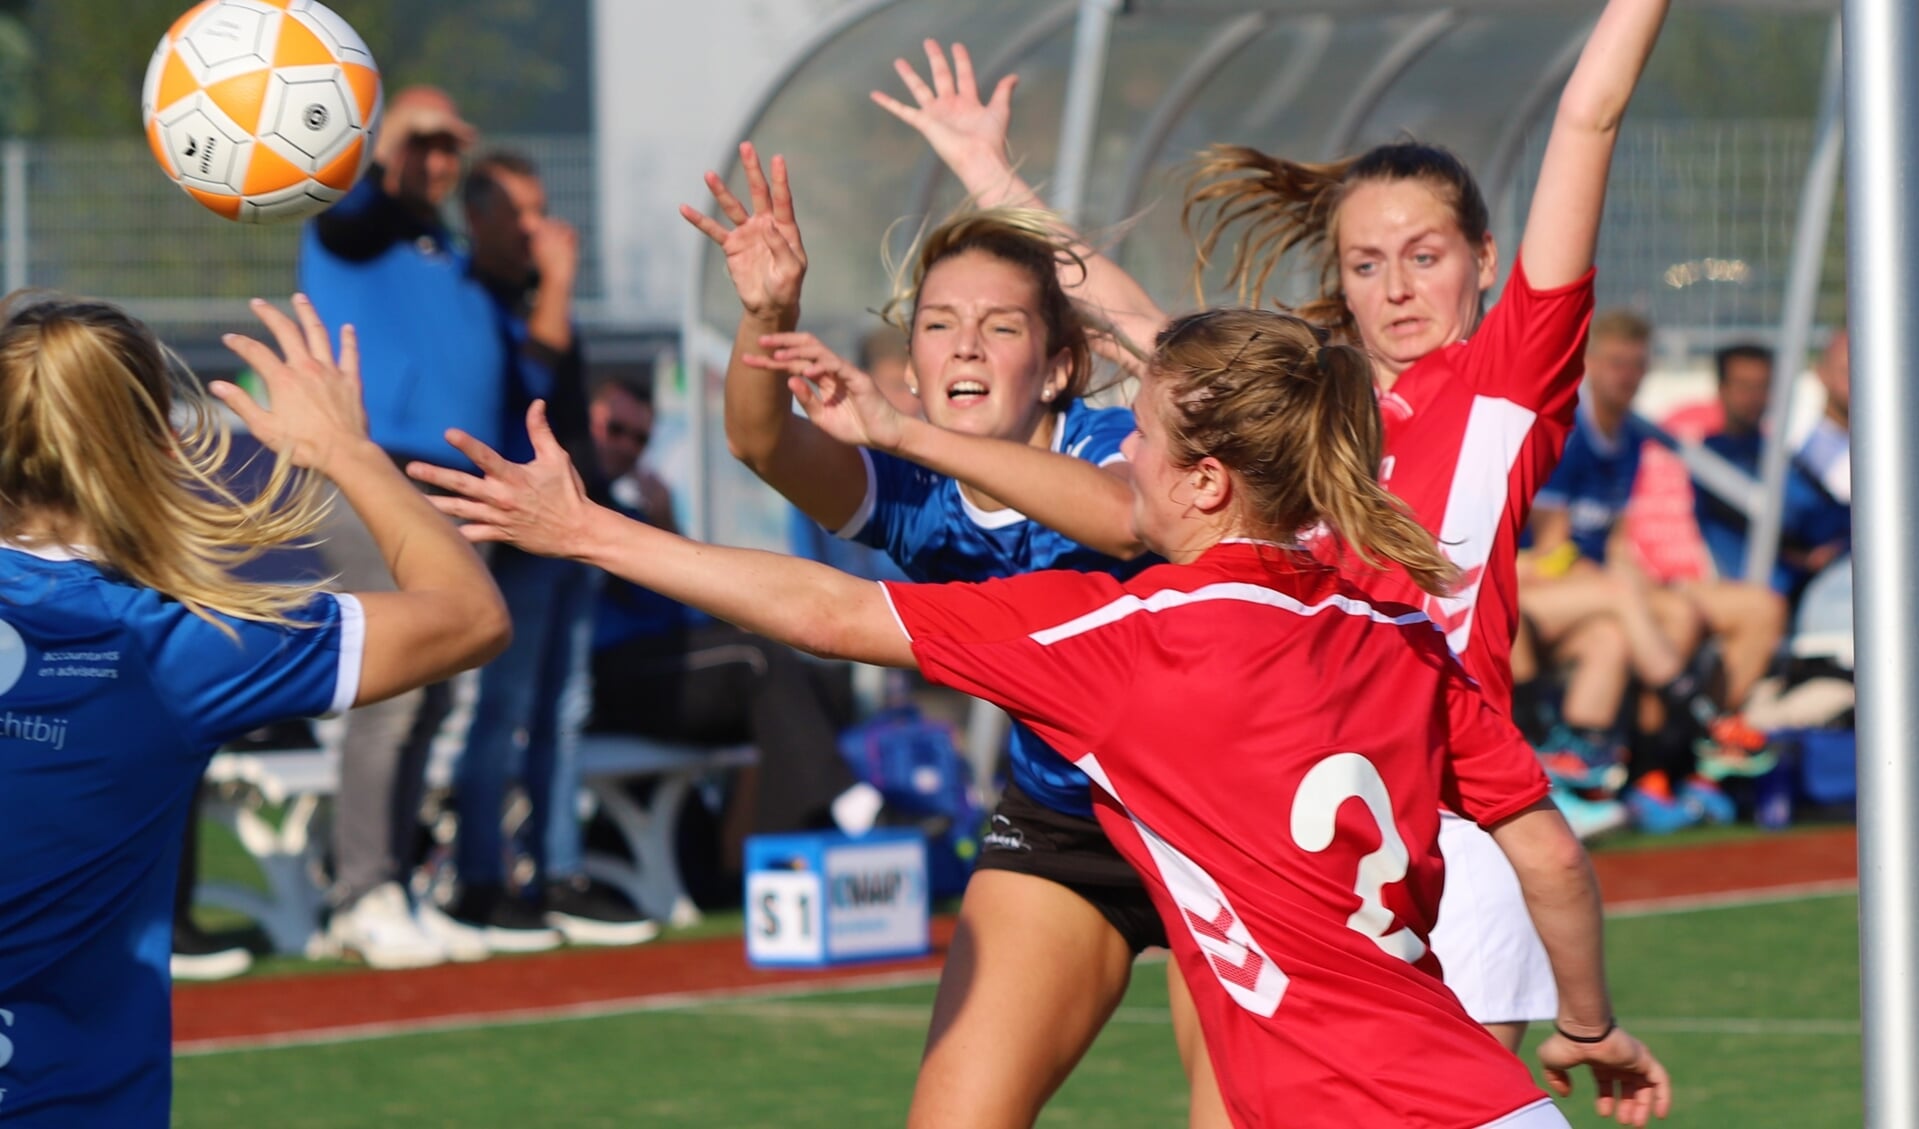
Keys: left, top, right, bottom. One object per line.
{"left": 171, "top": 922, "right": 252, "bottom": 982}
{"left": 447, "top": 883, "right": 564, "bottom": 953}
{"left": 326, "top": 882, "right": 448, "bottom": 970}
{"left": 542, "top": 875, "right": 660, "bottom": 947}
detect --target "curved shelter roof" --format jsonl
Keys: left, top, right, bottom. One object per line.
{"left": 681, "top": 0, "right": 1841, "bottom": 548}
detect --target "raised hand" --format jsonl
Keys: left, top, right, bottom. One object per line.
{"left": 1537, "top": 1026, "right": 1673, "bottom": 1126}
{"left": 744, "top": 332, "right": 911, "bottom": 453}
{"left": 407, "top": 402, "right": 597, "bottom": 559}
{"left": 212, "top": 294, "right": 369, "bottom": 477}
{"left": 871, "top": 40, "right": 1018, "bottom": 185}
{"left": 679, "top": 142, "right": 806, "bottom": 321}
{"left": 530, "top": 215, "right": 581, "bottom": 290}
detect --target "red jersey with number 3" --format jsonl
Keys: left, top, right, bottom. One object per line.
{"left": 884, "top": 542, "right": 1553, "bottom": 1128}
{"left": 1340, "top": 255, "right": 1596, "bottom": 709}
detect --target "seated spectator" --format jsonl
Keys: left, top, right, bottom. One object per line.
{"left": 1695, "top": 338, "right": 1851, "bottom": 601}
{"left": 1518, "top": 311, "right": 1786, "bottom": 824}
{"left": 588, "top": 377, "right": 886, "bottom": 842}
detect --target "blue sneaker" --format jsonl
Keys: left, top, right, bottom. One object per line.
{"left": 1625, "top": 781, "right": 1703, "bottom": 835}
{"left": 1548, "top": 785, "right": 1631, "bottom": 840}
{"left": 1678, "top": 776, "right": 1737, "bottom": 825}
{"left": 1536, "top": 725, "right": 1628, "bottom": 794}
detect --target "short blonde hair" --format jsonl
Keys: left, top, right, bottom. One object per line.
{"left": 1590, "top": 308, "right": 1653, "bottom": 346}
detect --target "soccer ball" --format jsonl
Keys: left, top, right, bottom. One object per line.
{"left": 141, "top": 0, "right": 382, "bottom": 223}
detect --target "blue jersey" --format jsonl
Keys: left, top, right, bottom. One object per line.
{"left": 838, "top": 400, "right": 1150, "bottom": 816}
{"left": 1535, "top": 408, "right": 1660, "bottom": 562}
{"left": 0, "top": 545, "right": 359, "bottom": 1127}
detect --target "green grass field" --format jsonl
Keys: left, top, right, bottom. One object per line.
{"left": 173, "top": 890, "right": 1861, "bottom": 1128}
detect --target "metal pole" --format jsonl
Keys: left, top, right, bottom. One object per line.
{"left": 1051, "top": 0, "right": 1120, "bottom": 226}
{"left": 1744, "top": 18, "right": 1843, "bottom": 584}
{"left": 3, "top": 140, "right": 26, "bottom": 294}
{"left": 1845, "top": 0, "right": 1919, "bottom": 1123}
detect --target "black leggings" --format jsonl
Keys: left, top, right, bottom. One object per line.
{"left": 591, "top": 624, "right": 858, "bottom": 834}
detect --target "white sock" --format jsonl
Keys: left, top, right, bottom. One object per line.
{"left": 831, "top": 782, "right": 885, "bottom": 836}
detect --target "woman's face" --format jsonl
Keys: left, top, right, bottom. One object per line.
{"left": 1336, "top": 178, "right": 1496, "bottom": 379}
{"left": 909, "top": 250, "right": 1069, "bottom": 448}
{"left": 1120, "top": 370, "right": 1210, "bottom": 563}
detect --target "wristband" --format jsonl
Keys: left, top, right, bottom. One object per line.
{"left": 1554, "top": 1018, "right": 1617, "bottom": 1044}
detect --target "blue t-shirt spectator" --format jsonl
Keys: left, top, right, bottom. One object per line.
{"left": 299, "top": 166, "right": 505, "bottom": 466}
{"left": 1696, "top": 430, "right": 1852, "bottom": 596}
{"left": 835, "top": 399, "right": 1151, "bottom": 816}
{"left": 1535, "top": 407, "right": 1662, "bottom": 562}
{"left": 0, "top": 544, "right": 359, "bottom": 1127}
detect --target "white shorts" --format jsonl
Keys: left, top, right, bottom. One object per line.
{"left": 1431, "top": 811, "right": 1557, "bottom": 1024}
{"left": 1478, "top": 1098, "right": 1571, "bottom": 1128}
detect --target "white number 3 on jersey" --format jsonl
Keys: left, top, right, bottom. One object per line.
{"left": 1291, "top": 752, "right": 1427, "bottom": 964}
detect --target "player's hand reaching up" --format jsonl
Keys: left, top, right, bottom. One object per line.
{"left": 408, "top": 402, "right": 597, "bottom": 560}
{"left": 681, "top": 142, "right": 806, "bottom": 322}
{"left": 1537, "top": 1024, "right": 1673, "bottom": 1126}
{"left": 213, "top": 294, "right": 369, "bottom": 478}
{"left": 872, "top": 40, "right": 1018, "bottom": 187}
{"left": 745, "top": 332, "right": 911, "bottom": 454}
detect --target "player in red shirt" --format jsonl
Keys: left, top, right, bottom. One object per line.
{"left": 850, "top": 0, "right": 1669, "bottom": 1103}
{"left": 413, "top": 306, "right": 1670, "bottom": 1129}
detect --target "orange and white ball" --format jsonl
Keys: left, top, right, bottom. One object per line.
{"left": 142, "top": 0, "right": 382, "bottom": 223}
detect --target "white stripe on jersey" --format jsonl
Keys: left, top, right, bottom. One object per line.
{"left": 1423, "top": 396, "right": 1538, "bottom": 653}
{"left": 1028, "top": 581, "right": 1432, "bottom": 648}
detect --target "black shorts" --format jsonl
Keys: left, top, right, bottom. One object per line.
{"left": 974, "top": 780, "right": 1168, "bottom": 954}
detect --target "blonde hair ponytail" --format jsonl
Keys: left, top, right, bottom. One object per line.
{"left": 1151, "top": 308, "right": 1459, "bottom": 597}
{"left": 0, "top": 293, "right": 331, "bottom": 631}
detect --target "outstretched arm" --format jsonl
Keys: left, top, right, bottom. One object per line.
{"left": 410, "top": 404, "right": 914, "bottom": 669}
{"left": 874, "top": 40, "right": 1170, "bottom": 353}
{"left": 681, "top": 143, "right": 869, "bottom": 529}
{"left": 1489, "top": 803, "right": 1673, "bottom": 1126}
{"left": 1521, "top": 0, "right": 1670, "bottom": 289}
{"left": 751, "top": 332, "right": 1146, "bottom": 559}
{"left": 217, "top": 297, "right": 510, "bottom": 706}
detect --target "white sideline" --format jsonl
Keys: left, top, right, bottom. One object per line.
{"left": 175, "top": 881, "right": 1857, "bottom": 1058}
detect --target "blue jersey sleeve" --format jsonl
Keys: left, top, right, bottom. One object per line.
{"left": 1534, "top": 447, "right": 1578, "bottom": 510}
{"left": 142, "top": 592, "right": 363, "bottom": 750}
{"left": 836, "top": 448, "right": 943, "bottom": 570}
{"left": 1062, "top": 404, "right": 1136, "bottom": 469}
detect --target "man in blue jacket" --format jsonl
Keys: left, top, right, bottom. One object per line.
{"left": 298, "top": 86, "right": 506, "bottom": 966}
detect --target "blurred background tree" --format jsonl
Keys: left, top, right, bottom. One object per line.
{"left": 18, "top": 0, "right": 593, "bottom": 138}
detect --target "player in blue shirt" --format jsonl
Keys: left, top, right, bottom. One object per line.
{"left": 0, "top": 293, "right": 508, "bottom": 1127}
{"left": 684, "top": 146, "right": 1156, "bottom": 1124}
{"left": 1521, "top": 312, "right": 1784, "bottom": 797}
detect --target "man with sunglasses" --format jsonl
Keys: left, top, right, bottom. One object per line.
{"left": 587, "top": 378, "right": 887, "bottom": 855}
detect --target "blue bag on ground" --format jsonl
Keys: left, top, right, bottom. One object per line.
{"left": 837, "top": 707, "right": 984, "bottom": 899}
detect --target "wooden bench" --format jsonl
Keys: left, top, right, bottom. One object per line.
{"left": 198, "top": 730, "right": 756, "bottom": 955}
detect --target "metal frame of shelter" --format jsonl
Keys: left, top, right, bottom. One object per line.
{"left": 681, "top": 5, "right": 1913, "bottom": 1119}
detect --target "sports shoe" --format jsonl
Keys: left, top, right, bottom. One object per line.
{"left": 542, "top": 876, "right": 661, "bottom": 947}
{"left": 1535, "top": 724, "right": 1628, "bottom": 794}
{"left": 1709, "top": 713, "right": 1768, "bottom": 753}
{"left": 1548, "top": 785, "right": 1631, "bottom": 840}
{"left": 326, "top": 882, "right": 449, "bottom": 970}
{"left": 1625, "top": 774, "right": 1703, "bottom": 835}
{"left": 1678, "top": 775, "right": 1737, "bottom": 825}
{"left": 447, "top": 884, "right": 564, "bottom": 953}
{"left": 416, "top": 899, "right": 491, "bottom": 962}
{"left": 171, "top": 922, "right": 252, "bottom": 982}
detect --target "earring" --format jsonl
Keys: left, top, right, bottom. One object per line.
{"left": 1041, "top": 388, "right": 1055, "bottom": 402}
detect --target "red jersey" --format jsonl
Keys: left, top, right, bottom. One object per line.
{"left": 1344, "top": 256, "right": 1596, "bottom": 709}
{"left": 884, "top": 542, "right": 1553, "bottom": 1128}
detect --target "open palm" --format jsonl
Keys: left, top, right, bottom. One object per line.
{"left": 871, "top": 40, "right": 1017, "bottom": 179}
{"left": 744, "top": 332, "right": 909, "bottom": 453}
{"left": 680, "top": 141, "right": 807, "bottom": 320}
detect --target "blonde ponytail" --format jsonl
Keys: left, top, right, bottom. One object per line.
{"left": 0, "top": 293, "right": 332, "bottom": 631}
{"left": 1150, "top": 308, "right": 1458, "bottom": 597}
